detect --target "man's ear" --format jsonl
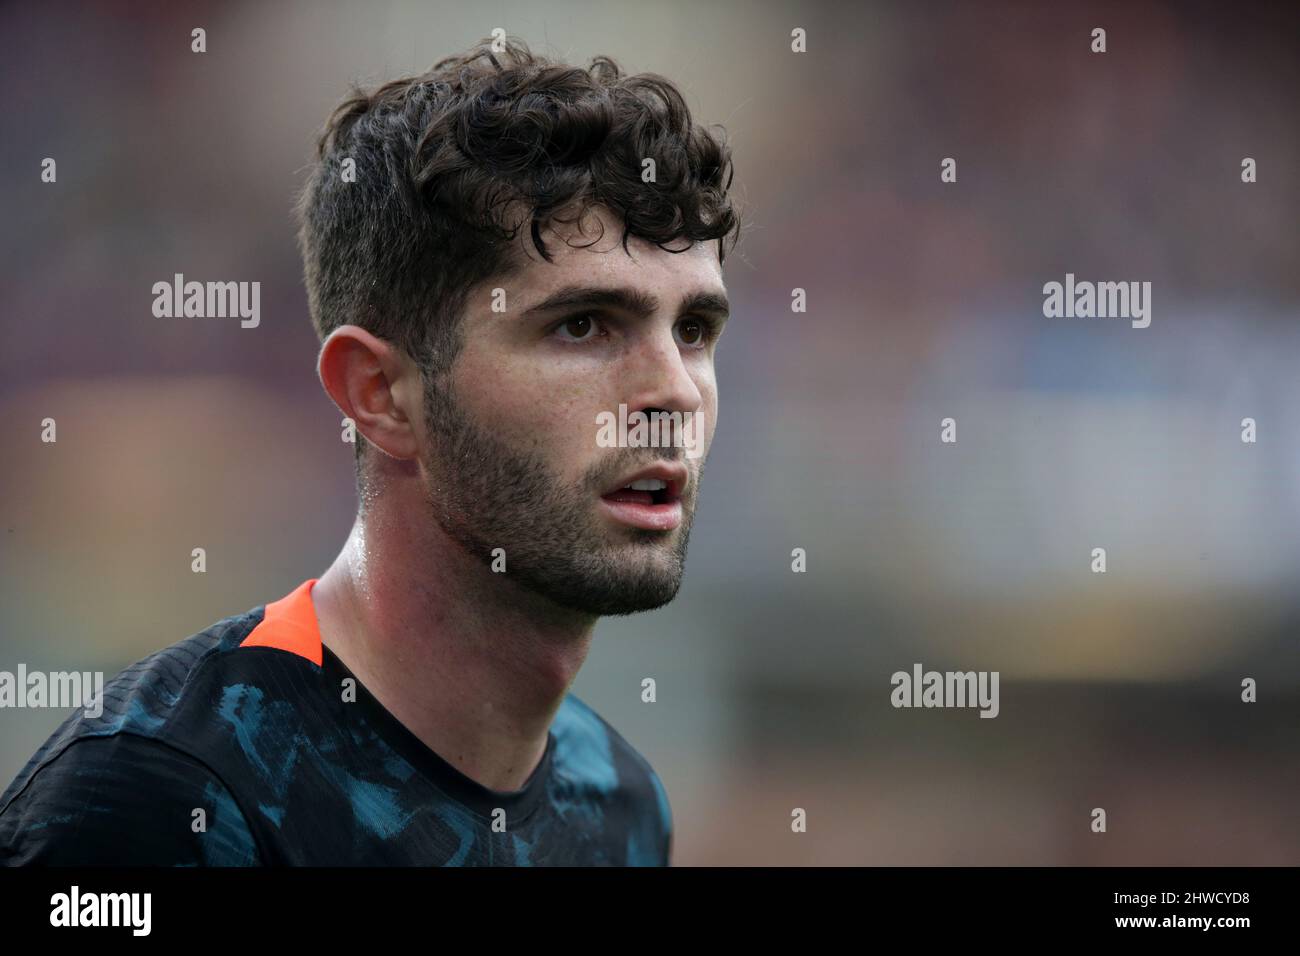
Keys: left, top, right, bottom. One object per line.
{"left": 317, "top": 325, "right": 422, "bottom": 461}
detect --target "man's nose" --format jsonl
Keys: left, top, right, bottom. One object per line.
{"left": 621, "top": 327, "right": 704, "bottom": 416}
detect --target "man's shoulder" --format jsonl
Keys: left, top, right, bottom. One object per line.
{"left": 0, "top": 730, "right": 262, "bottom": 865}
{"left": 0, "top": 587, "right": 342, "bottom": 865}
{"left": 0, "top": 601, "right": 279, "bottom": 865}
{"left": 1, "top": 604, "right": 267, "bottom": 808}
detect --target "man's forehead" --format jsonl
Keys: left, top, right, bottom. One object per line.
{"left": 505, "top": 212, "right": 725, "bottom": 309}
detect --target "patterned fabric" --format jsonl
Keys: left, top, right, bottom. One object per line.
{"left": 0, "top": 580, "right": 671, "bottom": 866}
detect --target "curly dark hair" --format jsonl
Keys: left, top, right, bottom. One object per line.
{"left": 295, "top": 35, "right": 741, "bottom": 471}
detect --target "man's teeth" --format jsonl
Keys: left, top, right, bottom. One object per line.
{"left": 624, "top": 478, "right": 667, "bottom": 491}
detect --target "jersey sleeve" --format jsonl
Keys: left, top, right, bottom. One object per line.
{"left": 0, "top": 732, "right": 262, "bottom": 866}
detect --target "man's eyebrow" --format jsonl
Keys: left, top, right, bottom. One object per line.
{"left": 680, "top": 290, "right": 731, "bottom": 320}
{"left": 520, "top": 285, "right": 730, "bottom": 320}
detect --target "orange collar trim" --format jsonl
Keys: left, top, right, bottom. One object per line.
{"left": 239, "top": 578, "right": 323, "bottom": 667}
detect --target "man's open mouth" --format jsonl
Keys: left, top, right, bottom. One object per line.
{"left": 598, "top": 466, "right": 687, "bottom": 531}
{"left": 600, "top": 477, "right": 679, "bottom": 507}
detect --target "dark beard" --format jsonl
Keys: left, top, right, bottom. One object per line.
{"left": 420, "top": 373, "right": 699, "bottom": 616}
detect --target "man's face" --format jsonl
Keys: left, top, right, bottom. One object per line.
{"left": 418, "top": 205, "right": 727, "bottom": 617}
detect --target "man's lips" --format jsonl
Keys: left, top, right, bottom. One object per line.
{"left": 598, "top": 463, "right": 688, "bottom": 531}
{"left": 602, "top": 488, "right": 662, "bottom": 506}
{"left": 600, "top": 463, "right": 688, "bottom": 500}
{"left": 598, "top": 496, "right": 683, "bottom": 531}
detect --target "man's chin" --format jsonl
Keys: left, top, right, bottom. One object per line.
{"left": 523, "top": 553, "right": 686, "bottom": 617}
{"left": 550, "top": 579, "right": 684, "bottom": 617}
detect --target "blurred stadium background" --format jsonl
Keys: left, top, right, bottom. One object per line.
{"left": 2, "top": 0, "right": 1298, "bottom": 864}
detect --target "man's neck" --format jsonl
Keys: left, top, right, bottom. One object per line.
{"left": 310, "top": 484, "right": 597, "bottom": 793}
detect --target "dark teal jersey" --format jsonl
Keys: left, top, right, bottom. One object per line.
{"left": 0, "top": 580, "right": 672, "bottom": 866}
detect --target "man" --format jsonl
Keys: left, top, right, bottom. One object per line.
{"left": 0, "top": 36, "right": 739, "bottom": 865}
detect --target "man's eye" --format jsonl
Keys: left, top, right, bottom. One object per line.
{"left": 675, "top": 316, "right": 709, "bottom": 347}
{"left": 556, "top": 313, "right": 600, "bottom": 342}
